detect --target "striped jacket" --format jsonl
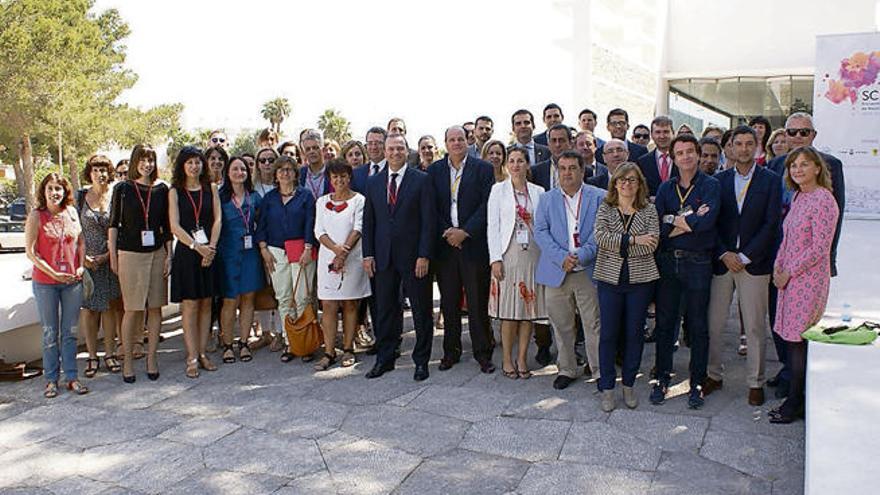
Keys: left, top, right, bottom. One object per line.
{"left": 593, "top": 202, "right": 660, "bottom": 285}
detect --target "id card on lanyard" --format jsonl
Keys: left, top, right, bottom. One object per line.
{"left": 186, "top": 188, "right": 208, "bottom": 245}
{"left": 564, "top": 188, "right": 583, "bottom": 248}
{"left": 513, "top": 188, "right": 532, "bottom": 247}
{"left": 55, "top": 212, "right": 72, "bottom": 273}
{"left": 233, "top": 192, "right": 254, "bottom": 250}
{"left": 133, "top": 182, "right": 155, "bottom": 247}
{"left": 676, "top": 183, "right": 695, "bottom": 216}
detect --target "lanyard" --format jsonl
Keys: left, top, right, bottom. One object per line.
{"left": 564, "top": 188, "right": 583, "bottom": 231}
{"left": 513, "top": 187, "right": 532, "bottom": 231}
{"left": 736, "top": 174, "right": 754, "bottom": 206}
{"left": 185, "top": 188, "right": 203, "bottom": 228}
{"left": 232, "top": 192, "right": 252, "bottom": 233}
{"left": 132, "top": 181, "right": 152, "bottom": 227}
{"left": 618, "top": 209, "right": 635, "bottom": 233}
{"left": 676, "top": 183, "right": 695, "bottom": 208}
{"left": 450, "top": 165, "right": 463, "bottom": 203}
{"left": 306, "top": 171, "right": 323, "bottom": 199}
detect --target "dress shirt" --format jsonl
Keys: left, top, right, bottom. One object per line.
{"left": 732, "top": 162, "right": 757, "bottom": 265}
{"left": 517, "top": 140, "right": 537, "bottom": 165}
{"left": 369, "top": 159, "right": 387, "bottom": 176}
{"left": 448, "top": 156, "right": 466, "bottom": 228}
{"left": 656, "top": 149, "right": 671, "bottom": 182}
{"left": 387, "top": 164, "right": 407, "bottom": 202}
{"left": 304, "top": 165, "right": 326, "bottom": 199}
{"left": 550, "top": 158, "right": 560, "bottom": 190}
{"left": 562, "top": 184, "right": 584, "bottom": 271}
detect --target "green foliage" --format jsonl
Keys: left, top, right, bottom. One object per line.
{"left": 229, "top": 129, "right": 261, "bottom": 157}
{"left": 166, "top": 127, "right": 212, "bottom": 162}
{"left": 261, "top": 97, "right": 291, "bottom": 134}
{"left": 317, "top": 108, "right": 352, "bottom": 144}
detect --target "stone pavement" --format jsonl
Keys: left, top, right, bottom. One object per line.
{"left": 0, "top": 309, "right": 804, "bottom": 494}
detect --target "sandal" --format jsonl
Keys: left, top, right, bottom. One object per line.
{"left": 198, "top": 354, "right": 218, "bottom": 372}
{"left": 185, "top": 359, "right": 199, "bottom": 379}
{"left": 84, "top": 358, "right": 100, "bottom": 378}
{"left": 340, "top": 349, "right": 356, "bottom": 368}
{"left": 502, "top": 364, "right": 518, "bottom": 379}
{"left": 238, "top": 342, "right": 253, "bottom": 362}
{"left": 313, "top": 352, "right": 337, "bottom": 371}
{"left": 269, "top": 333, "right": 285, "bottom": 353}
{"left": 222, "top": 344, "right": 236, "bottom": 364}
{"left": 66, "top": 380, "right": 89, "bottom": 395}
{"left": 517, "top": 368, "right": 532, "bottom": 380}
{"left": 44, "top": 381, "right": 58, "bottom": 399}
{"left": 280, "top": 352, "right": 295, "bottom": 363}
{"left": 104, "top": 355, "right": 122, "bottom": 373}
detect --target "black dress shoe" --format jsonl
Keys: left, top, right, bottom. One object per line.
{"left": 365, "top": 361, "right": 394, "bottom": 379}
{"left": 553, "top": 375, "right": 575, "bottom": 390}
{"left": 438, "top": 356, "right": 458, "bottom": 371}
{"left": 122, "top": 374, "right": 136, "bottom": 384}
{"left": 414, "top": 365, "right": 429, "bottom": 382}
{"left": 365, "top": 346, "right": 377, "bottom": 355}
{"left": 147, "top": 371, "right": 160, "bottom": 381}
{"left": 535, "top": 346, "right": 553, "bottom": 367}
{"left": 478, "top": 360, "right": 496, "bottom": 374}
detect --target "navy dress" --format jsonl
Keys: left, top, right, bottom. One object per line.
{"left": 217, "top": 190, "right": 265, "bottom": 298}
{"left": 171, "top": 186, "right": 217, "bottom": 302}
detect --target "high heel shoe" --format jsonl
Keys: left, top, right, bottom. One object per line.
{"left": 185, "top": 359, "right": 199, "bottom": 379}
{"left": 147, "top": 371, "right": 160, "bottom": 381}
{"left": 198, "top": 354, "right": 217, "bottom": 372}
{"left": 146, "top": 353, "right": 159, "bottom": 381}
{"left": 122, "top": 374, "right": 136, "bottom": 384}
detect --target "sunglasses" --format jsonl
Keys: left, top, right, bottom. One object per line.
{"left": 211, "top": 137, "right": 226, "bottom": 144}
{"left": 785, "top": 128, "right": 813, "bottom": 137}
{"left": 633, "top": 133, "right": 650, "bottom": 139}
{"left": 258, "top": 158, "right": 275, "bottom": 164}
{"left": 115, "top": 172, "right": 127, "bottom": 178}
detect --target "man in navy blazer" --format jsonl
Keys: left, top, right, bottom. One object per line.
{"left": 595, "top": 108, "right": 648, "bottom": 164}
{"left": 427, "top": 126, "right": 496, "bottom": 373}
{"left": 351, "top": 127, "right": 388, "bottom": 195}
{"left": 531, "top": 123, "right": 574, "bottom": 191}
{"left": 299, "top": 131, "right": 333, "bottom": 200}
{"left": 635, "top": 116, "right": 679, "bottom": 197}
{"left": 361, "top": 134, "right": 436, "bottom": 381}
{"left": 508, "top": 109, "right": 551, "bottom": 166}
{"left": 534, "top": 103, "right": 564, "bottom": 146}
{"left": 705, "top": 126, "right": 781, "bottom": 407}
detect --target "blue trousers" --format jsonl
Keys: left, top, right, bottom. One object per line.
{"left": 33, "top": 281, "right": 82, "bottom": 382}
{"left": 654, "top": 251, "right": 712, "bottom": 388}
{"left": 597, "top": 279, "right": 655, "bottom": 390}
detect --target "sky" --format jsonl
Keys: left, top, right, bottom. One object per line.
{"left": 93, "top": 0, "right": 578, "bottom": 147}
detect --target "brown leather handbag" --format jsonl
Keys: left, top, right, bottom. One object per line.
{"left": 283, "top": 265, "right": 322, "bottom": 357}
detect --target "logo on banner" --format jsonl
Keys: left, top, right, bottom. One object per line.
{"left": 820, "top": 51, "right": 880, "bottom": 109}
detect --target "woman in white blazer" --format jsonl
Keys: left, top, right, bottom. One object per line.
{"left": 487, "top": 148, "right": 546, "bottom": 379}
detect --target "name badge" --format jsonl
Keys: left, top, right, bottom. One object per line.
{"left": 141, "top": 230, "right": 155, "bottom": 247}
{"left": 573, "top": 232, "right": 581, "bottom": 248}
{"left": 57, "top": 261, "right": 70, "bottom": 274}
{"left": 677, "top": 205, "right": 694, "bottom": 216}
{"left": 192, "top": 228, "right": 209, "bottom": 245}
{"left": 515, "top": 229, "right": 530, "bottom": 245}
{"left": 242, "top": 235, "right": 253, "bottom": 250}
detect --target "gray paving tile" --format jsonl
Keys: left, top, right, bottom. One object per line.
{"left": 710, "top": 396, "right": 805, "bottom": 440}
{"left": 79, "top": 437, "right": 203, "bottom": 493}
{"left": 771, "top": 474, "right": 805, "bottom": 495}
{"left": 0, "top": 398, "right": 38, "bottom": 421}
{"left": 275, "top": 470, "right": 338, "bottom": 494}
{"left": 69, "top": 379, "right": 196, "bottom": 411}
{"left": 701, "top": 429, "right": 804, "bottom": 481}
{"left": 322, "top": 439, "right": 421, "bottom": 495}
{"left": 0, "top": 403, "right": 103, "bottom": 449}
{"left": 316, "top": 430, "right": 362, "bottom": 452}
{"left": 386, "top": 386, "right": 427, "bottom": 407}
{"left": 341, "top": 404, "right": 468, "bottom": 456}
{"left": 460, "top": 417, "right": 570, "bottom": 462}
{"left": 648, "top": 450, "right": 772, "bottom": 494}
{"left": 560, "top": 421, "right": 661, "bottom": 471}
{"left": 52, "top": 408, "right": 181, "bottom": 449}
{"left": 0, "top": 442, "right": 82, "bottom": 489}
{"left": 608, "top": 409, "right": 709, "bottom": 452}
{"left": 502, "top": 391, "right": 605, "bottom": 423}
{"left": 517, "top": 460, "right": 653, "bottom": 495}
{"left": 224, "top": 396, "right": 349, "bottom": 438}
{"left": 203, "top": 427, "right": 324, "bottom": 478}
{"left": 44, "top": 476, "right": 115, "bottom": 495}
{"left": 163, "top": 469, "right": 288, "bottom": 495}
{"left": 396, "top": 449, "right": 529, "bottom": 495}
{"left": 306, "top": 375, "right": 423, "bottom": 406}
{"left": 157, "top": 417, "right": 240, "bottom": 446}
{"left": 407, "top": 385, "right": 512, "bottom": 422}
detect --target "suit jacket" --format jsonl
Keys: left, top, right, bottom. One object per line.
{"left": 713, "top": 165, "right": 781, "bottom": 276}
{"left": 593, "top": 202, "right": 660, "bottom": 285}
{"left": 508, "top": 142, "right": 551, "bottom": 166}
{"left": 586, "top": 172, "right": 609, "bottom": 190}
{"left": 406, "top": 148, "right": 420, "bottom": 168}
{"left": 298, "top": 166, "right": 333, "bottom": 199}
{"left": 426, "top": 156, "right": 495, "bottom": 264}
{"left": 768, "top": 151, "right": 845, "bottom": 276}
{"left": 596, "top": 140, "right": 648, "bottom": 165}
{"left": 636, "top": 150, "right": 680, "bottom": 197}
{"left": 362, "top": 167, "right": 435, "bottom": 272}
{"left": 487, "top": 179, "right": 546, "bottom": 263}
{"left": 533, "top": 184, "right": 606, "bottom": 287}
{"left": 532, "top": 159, "right": 599, "bottom": 191}
{"left": 467, "top": 143, "right": 480, "bottom": 158}
{"left": 351, "top": 161, "right": 386, "bottom": 195}
{"left": 534, "top": 131, "right": 548, "bottom": 146}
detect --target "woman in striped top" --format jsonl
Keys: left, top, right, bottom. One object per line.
{"left": 593, "top": 163, "right": 660, "bottom": 412}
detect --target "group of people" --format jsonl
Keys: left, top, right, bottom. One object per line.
{"left": 26, "top": 105, "right": 843, "bottom": 424}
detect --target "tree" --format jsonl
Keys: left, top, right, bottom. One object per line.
{"left": 317, "top": 108, "right": 352, "bottom": 144}
{"left": 260, "top": 97, "right": 291, "bottom": 134}
{"left": 229, "top": 129, "right": 262, "bottom": 157}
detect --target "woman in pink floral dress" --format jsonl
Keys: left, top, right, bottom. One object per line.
{"left": 770, "top": 146, "right": 839, "bottom": 424}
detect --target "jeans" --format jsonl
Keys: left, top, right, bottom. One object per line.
{"left": 597, "top": 280, "right": 655, "bottom": 390}
{"left": 654, "top": 250, "right": 712, "bottom": 388}
{"left": 33, "top": 281, "right": 83, "bottom": 382}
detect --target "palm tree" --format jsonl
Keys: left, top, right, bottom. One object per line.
{"left": 260, "top": 97, "right": 291, "bottom": 134}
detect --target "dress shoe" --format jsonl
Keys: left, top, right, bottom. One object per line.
{"left": 365, "top": 346, "right": 378, "bottom": 355}
{"left": 122, "top": 374, "right": 136, "bottom": 384}
{"left": 583, "top": 364, "right": 593, "bottom": 378}
{"left": 703, "top": 377, "right": 723, "bottom": 396}
{"left": 767, "top": 374, "right": 781, "bottom": 387}
{"left": 147, "top": 371, "right": 160, "bottom": 381}
{"left": 748, "top": 387, "right": 765, "bottom": 406}
{"left": 600, "top": 390, "right": 615, "bottom": 412}
{"left": 365, "top": 361, "right": 394, "bottom": 379}
{"left": 774, "top": 380, "right": 790, "bottom": 399}
{"left": 553, "top": 375, "right": 575, "bottom": 390}
{"left": 413, "top": 365, "right": 429, "bottom": 382}
{"left": 438, "top": 356, "right": 459, "bottom": 371}
{"left": 478, "top": 360, "right": 496, "bottom": 374}
{"left": 623, "top": 386, "right": 638, "bottom": 409}
{"left": 535, "top": 346, "right": 553, "bottom": 367}
{"left": 687, "top": 387, "right": 704, "bottom": 409}
{"left": 650, "top": 381, "right": 668, "bottom": 405}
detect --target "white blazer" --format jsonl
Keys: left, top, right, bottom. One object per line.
{"left": 487, "top": 179, "right": 545, "bottom": 263}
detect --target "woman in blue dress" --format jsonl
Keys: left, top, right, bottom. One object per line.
{"left": 217, "top": 156, "right": 265, "bottom": 363}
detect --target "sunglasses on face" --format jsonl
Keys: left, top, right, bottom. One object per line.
{"left": 211, "top": 137, "right": 226, "bottom": 144}
{"left": 633, "top": 133, "right": 650, "bottom": 139}
{"left": 785, "top": 128, "right": 813, "bottom": 137}
{"left": 258, "top": 158, "right": 275, "bottom": 164}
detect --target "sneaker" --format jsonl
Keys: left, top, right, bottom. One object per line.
{"left": 687, "top": 387, "right": 705, "bottom": 409}
{"left": 650, "top": 382, "right": 668, "bottom": 405}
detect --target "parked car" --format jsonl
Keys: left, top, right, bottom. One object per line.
{"left": 0, "top": 221, "right": 25, "bottom": 252}
{"left": 8, "top": 198, "right": 26, "bottom": 221}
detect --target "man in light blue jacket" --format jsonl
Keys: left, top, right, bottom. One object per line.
{"left": 534, "top": 150, "right": 606, "bottom": 390}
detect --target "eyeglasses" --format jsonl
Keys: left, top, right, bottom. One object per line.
{"left": 115, "top": 172, "right": 127, "bottom": 178}
{"left": 616, "top": 177, "right": 638, "bottom": 185}
{"left": 633, "top": 133, "right": 650, "bottom": 139}
{"left": 609, "top": 121, "right": 628, "bottom": 127}
{"left": 258, "top": 158, "right": 275, "bottom": 164}
{"left": 785, "top": 128, "right": 813, "bottom": 137}
{"left": 211, "top": 137, "right": 226, "bottom": 144}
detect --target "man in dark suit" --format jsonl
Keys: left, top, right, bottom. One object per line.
{"left": 578, "top": 108, "right": 605, "bottom": 150}
{"left": 509, "top": 109, "right": 550, "bottom": 167}
{"left": 387, "top": 118, "right": 420, "bottom": 167}
{"left": 531, "top": 123, "right": 573, "bottom": 191}
{"left": 361, "top": 134, "right": 436, "bottom": 381}
{"left": 534, "top": 103, "right": 564, "bottom": 146}
{"left": 636, "top": 116, "right": 679, "bottom": 197}
{"left": 427, "top": 125, "right": 496, "bottom": 373}
{"left": 705, "top": 126, "right": 781, "bottom": 407}
{"left": 299, "top": 130, "right": 333, "bottom": 200}
{"left": 595, "top": 108, "right": 648, "bottom": 164}
{"left": 467, "top": 115, "right": 494, "bottom": 158}
{"left": 351, "top": 127, "right": 387, "bottom": 195}
{"left": 586, "top": 138, "right": 629, "bottom": 190}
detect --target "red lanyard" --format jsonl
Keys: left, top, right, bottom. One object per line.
{"left": 232, "top": 192, "right": 251, "bottom": 232}
{"left": 132, "top": 181, "right": 152, "bottom": 226}
{"left": 513, "top": 187, "right": 531, "bottom": 222}
{"left": 564, "top": 188, "right": 583, "bottom": 226}
{"left": 185, "top": 188, "right": 203, "bottom": 227}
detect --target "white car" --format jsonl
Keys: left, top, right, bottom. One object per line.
{"left": 0, "top": 221, "right": 25, "bottom": 252}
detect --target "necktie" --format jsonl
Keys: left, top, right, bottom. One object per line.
{"left": 372, "top": 164, "right": 379, "bottom": 176}
{"left": 389, "top": 173, "right": 399, "bottom": 209}
{"left": 659, "top": 153, "right": 670, "bottom": 182}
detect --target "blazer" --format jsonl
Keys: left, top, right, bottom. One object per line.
{"left": 596, "top": 140, "right": 647, "bottom": 164}
{"left": 487, "top": 179, "right": 546, "bottom": 263}
{"left": 508, "top": 143, "right": 551, "bottom": 166}
{"left": 533, "top": 184, "right": 606, "bottom": 287}
{"left": 531, "top": 159, "right": 599, "bottom": 191}
{"left": 713, "top": 165, "right": 781, "bottom": 276}
{"left": 362, "top": 167, "right": 435, "bottom": 271}
{"left": 426, "top": 156, "right": 495, "bottom": 264}
{"left": 586, "top": 171, "right": 609, "bottom": 191}
{"left": 298, "top": 166, "right": 333, "bottom": 199}
{"left": 534, "top": 131, "right": 548, "bottom": 146}
{"left": 593, "top": 202, "right": 660, "bottom": 285}
{"left": 768, "top": 151, "right": 845, "bottom": 276}
{"left": 636, "top": 150, "right": 680, "bottom": 197}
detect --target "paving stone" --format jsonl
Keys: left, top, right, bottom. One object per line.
{"left": 771, "top": 474, "right": 805, "bottom": 495}
{"left": 502, "top": 392, "right": 605, "bottom": 423}
{"left": 0, "top": 398, "right": 38, "bottom": 421}
{"left": 0, "top": 403, "right": 103, "bottom": 449}
{"left": 386, "top": 387, "right": 427, "bottom": 407}
{"left": 157, "top": 417, "right": 240, "bottom": 446}
{"left": 559, "top": 421, "right": 661, "bottom": 471}
{"left": 307, "top": 375, "right": 423, "bottom": 406}
{"left": 224, "top": 396, "right": 348, "bottom": 438}
{"left": 78, "top": 437, "right": 203, "bottom": 493}
{"left": 396, "top": 449, "right": 528, "bottom": 495}
{"left": 163, "top": 469, "right": 288, "bottom": 495}
{"left": 275, "top": 470, "right": 337, "bottom": 494}
{"left": 52, "top": 408, "right": 181, "bottom": 449}
{"left": 340, "top": 404, "right": 468, "bottom": 456}
{"left": 322, "top": 439, "right": 421, "bottom": 495}
{"left": 517, "top": 460, "right": 653, "bottom": 495}
{"left": 701, "top": 429, "right": 804, "bottom": 481}
{"left": 0, "top": 488, "right": 53, "bottom": 495}
{"left": 95, "top": 488, "right": 146, "bottom": 495}
{"left": 460, "top": 417, "right": 570, "bottom": 462}
{"left": 44, "top": 476, "right": 115, "bottom": 495}
{"left": 203, "top": 427, "right": 324, "bottom": 478}
{"left": 407, "top": 385, "right": 512, "bottom": 422}
{"left": 608, "top": 409, "right": 709, "bottom": 452}
{"left": 316, "top": 430, "right": 362, "bottom": 452}
{"left": 69, "top": 380, "right": 196, "bottom": 411}
{"left": 648, "top": 451, "right": 772, "bottom": 494}
{"left": 710, "top": 397, "right": 805, "bottom": 441}
{"left": 0, "top": 442, "right": 82, "bottom": 489}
